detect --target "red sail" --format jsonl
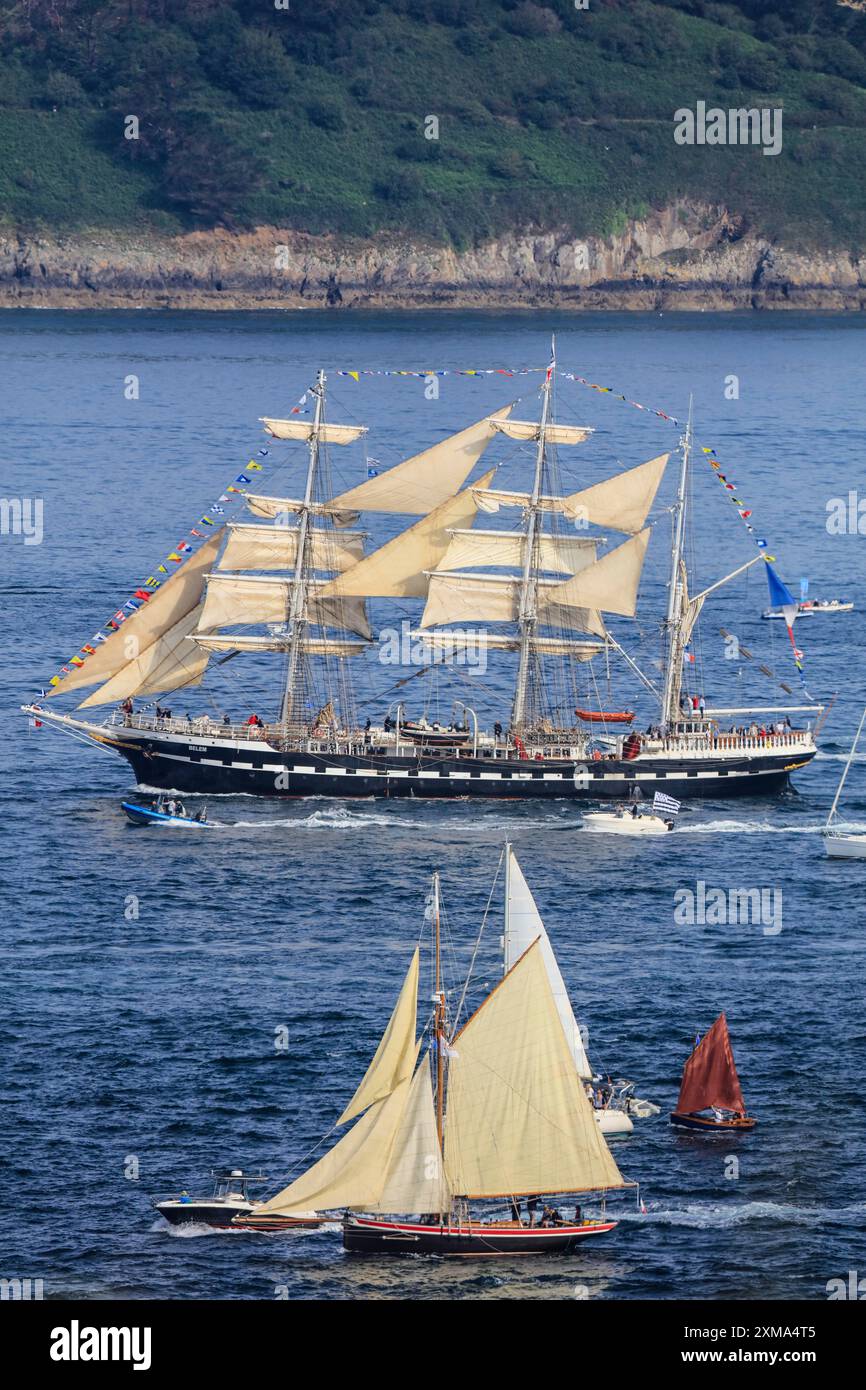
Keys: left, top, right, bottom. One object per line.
{"left": 676, "top": 1014, "right": 746, "bottom": 1114}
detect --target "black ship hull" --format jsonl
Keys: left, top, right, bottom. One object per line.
{"left": 114, "top": 731, "right": 812, "bottom": 801}
{"left": 342, "top": 1214, "right": 617, "bottom": 1256}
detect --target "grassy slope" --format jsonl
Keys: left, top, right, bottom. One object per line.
{"left": 1, "top": 1, "right": 865, "bottom": 250}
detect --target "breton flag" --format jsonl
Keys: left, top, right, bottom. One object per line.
{"left": 653, "top": 791, "right": 681, "bottom": 818}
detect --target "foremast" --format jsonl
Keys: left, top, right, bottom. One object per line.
{"left": 511, "top": 346, "right": 555, "bottom": 732}
{"left": 279, "top": 370, "right": 325, "bottom": 726}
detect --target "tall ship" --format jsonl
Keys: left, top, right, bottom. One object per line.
{"left": 26, "top": 348, "right": 821, "bottom": 801}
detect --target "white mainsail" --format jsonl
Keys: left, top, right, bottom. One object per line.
{"left": 503, "top": 848, "right": 592, "bottom": 1079}
{"left": 443, "top": 942, "right": 625, "bottom": 1198}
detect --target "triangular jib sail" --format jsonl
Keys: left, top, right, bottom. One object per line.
{"left": 503, "top": 848, "right": 592, "bottom": 1079}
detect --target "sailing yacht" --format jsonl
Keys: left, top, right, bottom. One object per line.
{"left": 670, "top": 1014, "right": 756, "bottom": 1133}
{"left": 237, "top": 852, "right": 633, "bottom": 1254}
{"left": 26, "top": 348, "right": 820, "bottom": 801}
{"left": 502, "top": 844, "right": 658, "bottom": 1137}
{"left": 824, "top": 707, "right": 866, "bottom": 859}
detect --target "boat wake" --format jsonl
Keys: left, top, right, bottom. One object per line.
{"left": 233, "top": 806, "right": 398, "bottom": 831}
{"left": 620, "top": 1200, "right": 864, "bottom": 1229}
{"left": 675, "top": 819, "right": 833, "bottom": 836}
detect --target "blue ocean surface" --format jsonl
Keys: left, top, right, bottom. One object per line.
{"left": 1, "top": 310, "right": 865, "bottom": 1300}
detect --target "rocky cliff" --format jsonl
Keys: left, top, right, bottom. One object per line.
{"left": 2, "top": 203, "right": 864, "bottom": 310}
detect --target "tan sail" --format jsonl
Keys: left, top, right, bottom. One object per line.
{"left": 362, "top": 1060, "right": 449, "bottom": 1215}
{"left": 443, "top": 943, "right": 625, "bottom": 1198}
{"left": 680, "top": 562, "right": 705, "bottom": 647}
{"left": 47, "top": 529, "right": 225, "bottom": 698}
{"left": 542, "top": 529, "right": 650, "bottom": 619}
{"left": 472, "top": 454, "right": 667, "bottom": 535}
{"left": 260, "top": 419, "right": 367, "bottom": 445}
{"left": 472, "top": 487, "right": 568, "bottom": 516}
{"left": 492, "top": 419, "right": 592, "bottom": 446}
{"left": 194, "top": 634, "right": 367, "bottom": 657}
{"left": 219, "top": 523, "right": 365, "bottom": 575}
{"left": 328, "top": 407, "right": 513, "bottom": 516}
{"left": 245, "top": 495, "right": 360, "bottom": 528}
{"left": 338, "top": 949, "right": 420, "bottom": 1126}
{"left": 414, "top": 632, "right": 603, "bottom": 659}
{"left": 79, "top": 605, "right": 209, "bottom": 707}
{"left": 439, "top": 529, "right": 597, "bottom": 576}
{"left": 562, "top": 454, "right": 669, "bottom": 534}
{"left": 197, "top": 574, "right": 372, "bottom": 640}
{"left": 319, "top": 470, "right": 495, "bottom": 601}
{"left": 420, "top": 572, "right": 605, "bottom": 638}
{"left": 256, "top": 1064, "right": 418, "bottom": 1218}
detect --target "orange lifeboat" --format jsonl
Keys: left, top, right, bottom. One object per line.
{"left": 575, "top": 708, "right": 635, "bottom": 725}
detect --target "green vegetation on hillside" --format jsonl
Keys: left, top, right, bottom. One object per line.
{"left": 1, "top": 0, "right": 866, "bottom": 249}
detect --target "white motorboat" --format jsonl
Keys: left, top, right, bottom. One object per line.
{"left": 763, "top": 599, "right": 853, "bottom": 620}
{"left": 583, "top": 808, "right": 673, "bottom": 836}
{"left": 825, "top": 707, "right": 866, "bottom": 860}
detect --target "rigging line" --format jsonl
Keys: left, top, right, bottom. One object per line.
{"left": 451, "top": 848, "right": 505, "bottom": 1037}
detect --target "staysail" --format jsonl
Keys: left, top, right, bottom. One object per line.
{"left": 443, "top": 943, "right": 625, "bottom": 1198}
{"left": 503, "top": 848, "right": 592, "bottom": 1079}
{"left": 675, "top": 1014, "right": 746, "bottom": 1114}
{"left": 338, "top": 949, "right": 420, "bottom": 1125}
{"left": 328, "top": 407, "right": 512, "bottom": 515}
{"left": 46, "top": 528, "right": 225, "bottom": 701}
{"left": 318, "top": 470, "right": 496, "bottom": 601}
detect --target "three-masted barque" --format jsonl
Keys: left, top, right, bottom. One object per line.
{"left": 26, "top": 347, "right": 821, "bottom": 801}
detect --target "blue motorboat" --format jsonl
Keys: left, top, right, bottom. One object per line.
{"left": 122, "top": 798, "right": 212, "bottom": 828}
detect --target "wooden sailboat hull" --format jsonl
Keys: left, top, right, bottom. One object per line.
{"left": 342, "top": 1214, "right": 617, "bottom": 1256}
{"left": 107, "top": 730, "right": 808, "bottom": 802}
{"left": 669, "top": 1111, "right": 756, "bottom": 1132}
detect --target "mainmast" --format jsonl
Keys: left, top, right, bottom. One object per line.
{"left": 279, "top": 369, "right": 325, "bottom": 725}
{"left": 511, "top": 341, "right": 555, "bottom": 731}
{"left": 432, "top": 870, "right": 445, "bottom": 1150}
{"left": 660, "top": 398, "right": 693, "bottom": 729}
